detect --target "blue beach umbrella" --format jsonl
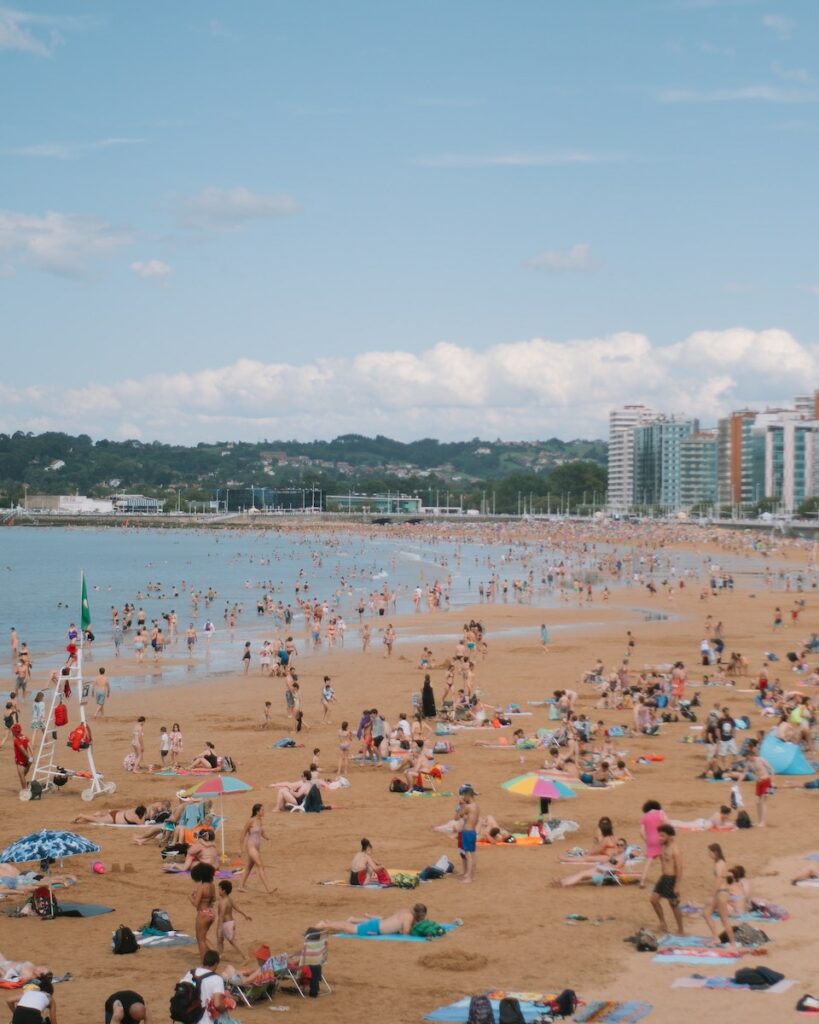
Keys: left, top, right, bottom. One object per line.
{"left": 0, "top": 828, "right": 101, "bottom": 865}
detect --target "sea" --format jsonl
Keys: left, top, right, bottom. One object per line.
{"left": 0, "top": 523, "right": 766, "bottom": 692}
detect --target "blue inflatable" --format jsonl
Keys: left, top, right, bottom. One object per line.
{"left": 760, "top": 732, "right": 814, "bottom": 775}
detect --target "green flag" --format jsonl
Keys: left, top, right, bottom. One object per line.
{"left": 81, "top": 573, "right": 91, "bottom": 632}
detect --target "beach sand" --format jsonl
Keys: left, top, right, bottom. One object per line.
{"left": 3, "top": 527, "right": 819, "bottom": 1023}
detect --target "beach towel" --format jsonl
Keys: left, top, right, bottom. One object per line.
{"left": 477, "top": 834, "right": 544, "bottom": 847}
{"left": 795, "top": 878, "right": 819, "bottom": 887}
{"left": 162, "top": 867, "right": 242, "bottom": 878}
{"left": 400, "top": 790, "right": 453, "bottom": 798}
{"left": 51, "top": 902, "right": 114, "bottom": 917}
{"left": 137, "top": 930, "right": 197, "bottom": 948}
{"left": 336, "top": 921, "right": 460, "bottom": 942}
{"left": 671, "top": 975, "right": 795, "bottom": 993}
{"left": 574, "top": 1001, "right": 652, "bottom": 1023}
{"left": 424, "top": 993, "right": 555, "bottom": 1022}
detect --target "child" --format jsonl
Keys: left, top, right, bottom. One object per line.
{"left": 337, "top": 720, "right": 352, "bottom": 776}
{"left": 260, "top": 701, "right": 272, "bottom": 729}
{"left": 321, "top": 677, "right": 336, "bottom": 722}
{"left": 31, "top": 691, "right": 46, "bottom": 736}
{"left": 311, "top": 748, "right": 321, "bottom": 773}
{"left": 169, "top": 722, "right": 183, "bottom": 767}
{"left": 159, "top": 726, "right": 170, "bottom": 765}
{"left": 216, "top": 879, "right": 252, "bottom": 957}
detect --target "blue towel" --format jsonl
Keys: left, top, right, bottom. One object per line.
{"left": 337, "top": 921, "right": 459, "bottom": 942}
{"left": 425, "top": 997, "right": 547, "bottom": 1022}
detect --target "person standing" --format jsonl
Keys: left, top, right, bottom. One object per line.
{"left": 175, "top": 950, "right": 224, "bottom": 1024}
{"left": 131, "top": 716, "right": 145, "bottom": 772}
{"left": 241, "top": 641, "right": 251, "bottom": 675}
{"left": 239, "top": 804, "right": 273, "bottom": 894}
{"left": 639, "top": 799, "right": 668, "bottom": 889}
{"left": 649, "top": 824, "right": 684, "bottom": 935}
{"left": 540, "top": 623, "right": 550, "bottom": 653}
{"left": 93, "top": 667, "right": 110, "bottom": 718}
{"left": 11, "top": 723, "right": 32, "bottom": 792}
{"left": 384, "top": 624, "right": 396, "bottom": 658}
{"left": 457, "top": 785, "right": 480, "bottom": 883}
{"left": 746, "top": 740, "right": 774, "bottom": 827}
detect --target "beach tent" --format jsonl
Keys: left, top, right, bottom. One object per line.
{"left": 759, "top": 733, "right": 813, "bottom": 775}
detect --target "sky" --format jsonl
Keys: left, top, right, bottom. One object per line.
{"left": 2, "top": 0, "right": 819, "bottom": 444}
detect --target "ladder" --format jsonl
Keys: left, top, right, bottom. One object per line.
{"left": 22, "top": 655, "right": 116, "bottom": 803}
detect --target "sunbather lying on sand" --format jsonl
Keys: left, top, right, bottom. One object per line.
{"left": 669, "top": 806, "right": 735, "bottom": 831}
{"left": 72, "top": 804, "right": 148, "bottom": 826}
{"left": 312, "top": 903, "right": 428, "bottom": 935}
{"left": 433, "top": 813, "right": 513, "bottom": 842}
{"left": 554, "top": 839, "right": 641, "bottom": 887}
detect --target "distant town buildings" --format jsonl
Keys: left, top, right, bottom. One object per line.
{"left": 609, "top": 391, "right": 819, "bottom": 513}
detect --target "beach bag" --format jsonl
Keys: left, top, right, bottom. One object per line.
{"left": 32, "top": 886, "right": 58, "bottom": 918}
{"left": 150, "top": 908, "right": 173, "bottom": 932}
{"left": 730, "top": 923, "right": 770, "bottom": 947}
{"left": 410, "top": 918, "right": 445, "bottom": 938}
{"left": 170, "top": 969, "right": 215, "bottom": 1023}
{"left": 390, "top": 778, "right": 409, "bottom": 793}
{"left": 736, "top": 810, "right": 752, "bottom": 829}
{"left": 467, "top": 994, "right": 495, "bottom": 1024}
{"left": 635, "top": 927, "right": 658, "bottom": 952}
{"left": 112, "top": 924, "right": 139, "bottom": 954}
{"left": 123, "top": 753, "right": 138, "bottom": 772}
{"left": 498, "top": 997, "right": 525, "bottom": 1024}
{"left": 28, "top": 779, "right": 42, "bottom": 800}
{"left": 734, "top": 966, "right": 783, "bottom": 989}
{"left": 54, "top": 703, "right": 68, "bottom": 727}
{"left": 550, "top": 989, "right": 579, "bottom": 1016}
{"left": 303, "top": 784, "right": 324, "bottom": 813}
{"left": 549, "top": 705, "right": 562, "bottom": 721}
{"left": 392, "top": 872, "right": 419, "bottom": 890}
{"left": 221, "top": 754, "right": 236, "bottom": 772}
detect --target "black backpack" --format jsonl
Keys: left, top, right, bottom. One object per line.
{"left": 736, "top": 810, "right": 752, "bottom": 829}
{"left": 221, "top": 755, "right": 236, "bottom": 772}
{"left": 498, "top": 997, "right": 525, "bottom": 1024}
{"left": 552, "top": 989, "right": 578, "bottom": 1016}
{"left": 734, "top": 966, "right": 784, "bottom": 989}
{"left": 467, "top": 994, "right": 495, "bottom": 1024}
{"left": 170, "top": 969, "right": 215, "bottom": 1024}
{"left": 303, "top": 783, "right": 325, "bottom": 812}
{"left": 112, "top": 925, "right": 139, "bottom": 955}
{"left": 150, "top": 908, "right": 173, "bottom": 932}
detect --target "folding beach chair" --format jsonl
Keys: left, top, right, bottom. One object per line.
{"left": 271, "top": 933, "right": 332, "bottom": 998}
{"left": 228, "top": 970, "right": 277, "bottom": 1007}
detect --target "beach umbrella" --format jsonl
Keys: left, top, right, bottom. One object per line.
{"left": 0, "top": 829, "right": 101, "bottom": 915}
{"left": 181, "top": 776, "right": 253, "bottom": 862}
{"left": 0, "top": 828, "right": 100, "bottom": 865}
{"left": 501, "top": 774, "right": 576, "bottom": 800}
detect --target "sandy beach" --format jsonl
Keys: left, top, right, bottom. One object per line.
{"left": 3, "top": 524, "right": 819, "bottom": 1023}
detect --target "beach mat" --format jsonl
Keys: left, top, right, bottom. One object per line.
{"left": 575, "top": 1002, "right": 652, "bottom": 1023}
{"left": 478, "top": 834, "right": 543, "bottom": 847}
{"left": 53, "top": 903, "right": 114, "bottom": 917}
{"left": 336, "top": 921, "right": 460, "bottom": 942}
{"left": 137, "top": 930, "right": 197, "bottom": 948}
{"left": 671, "top": 975, "right": 795, "bottom": 993}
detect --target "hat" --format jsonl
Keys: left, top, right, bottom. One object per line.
{"left": 254, "top": 944, "right": 271, "bottom": 962}
{"left": 458, "top": 783, "right": 478, "bottom": 796}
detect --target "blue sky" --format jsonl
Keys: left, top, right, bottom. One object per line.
{"left": 2, "top": 0, "right": 818, "bottom": 442}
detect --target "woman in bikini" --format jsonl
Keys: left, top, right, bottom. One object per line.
{"left": 190, "top": 861, "right": 217, "bottom": 958}
{"left": 73, "top": 804, "right": 147, "bottom": 825}
{"left": 350, "top": 838, "right": 385, "bottom": 885}
{"left": 239, "top": 804, "right": 273, "bottom": 894}
{"left": 702, "top": 842, "right": 736, "bottom": 947}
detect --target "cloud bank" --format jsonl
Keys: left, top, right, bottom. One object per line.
{"left": 1, "top": 329, "right": 816, "bottom": 444}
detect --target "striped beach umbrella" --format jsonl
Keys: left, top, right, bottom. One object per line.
{"left": 501, "top": 774, "right": 576, "bottom": 800}
{"left": 181, "top": 776, "right": 253, "bottom": 862}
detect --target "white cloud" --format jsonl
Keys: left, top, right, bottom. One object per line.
{"left": 699, "top": 41, "right": 736, "bottom": 56}
{"left": 660, "top": 85, "right": 819, "bottom": 102}
{"left": 0, "top": 210, "right": 132, "bottom": 277}
{"left": 525, "top": 244, "right": 596, "bottom": 272}
{"left": 762, "top": 13, "right": 794, "bottom": 38}
{"left": 0, "top": 6, "right": 88, "bottom": 56}
{"left": 415, "top": 151, "right": 621, "bottom": 168}
{"left": 6, "top": 137, "right": 144, "bottom": 160}
{"left": 803, "top": 284, "right": 819, "bottom": 296}
{"left": 175, "top": 186, "right": 299, "bottom": 231}
{"left": 130, "top": 259, "right": 172, "bottom": 282}
{"left": 2, "top": 328, "right": 817, "bottom": 443}
{"left": 771, "top": 61, "right": 812, "bottom": 83}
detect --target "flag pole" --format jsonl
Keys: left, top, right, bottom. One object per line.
{"left": 79, "top": 570, "right": 112, "bottom": 801}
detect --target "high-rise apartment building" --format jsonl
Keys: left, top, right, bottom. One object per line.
{"left": 763, "top": 417, "right": 819, "bottom": 512}
{"left": 632, "top": 416, "right": 698, "bottom": 510}
{"left": 608, "top": 405, "right": 654, "bottom": 510}
{"left": 680, "top": 431, "right": 718, "bottom": 509}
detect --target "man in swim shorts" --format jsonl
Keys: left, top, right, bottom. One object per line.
{"left": 312, "top": 904, "right": 427, "bottom": 936}
{"left": 457, "top": 785, "right": 480, "bottom": 883}
{"left": 649, "top": 824, "right": 684, "bottom": 935}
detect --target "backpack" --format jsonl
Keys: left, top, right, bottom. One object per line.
{"left": 390, "top": 777, "right": 410, "bottom": 793}
{"left": 391, "top": 872, "right": 419, "bottom": 889}
{"left": 635, "top": 927, "right": 658, "bottom": 952}
{"left": 302, "top": 784, "right": 324, "bottom": 813}
{"left": 410, "top": 918, "right": 446, "bottom": 938}
{"left": 467, "top": 994, "right": 495, "bottom": 1024}
{"left": 54, "top": 702, "right": 68, "bottom": 727}
{"left": 170, "top": 969, "right": 215, "bottom": 1024}
{"left": 28, "top": 779, "right": 43, "bottom": 800}
{"left": 32, "top": 886, "right": 58, "bottom": 918}
{"left": 498, "top": 997, "right": 525, "bottom": 1024}
{"left": 730, "top": 922, "right": 770, "bottom": 947}
{"left": 736, "top": 810, "right": 752, "bottom": 829}
{"left": 150, "top": 908, "right": 173, "bottom": 932}
{"left": 734, "top": 966, "right": 784, "bottom": 989}
{"left": 221, "top": 755, "right": 236, "bottom": 772}
{"left": 550, "top": 989, "right": 579, "bottom": 1017}
{"left": 112, "top": 925, "right": 139, "bottom": 954}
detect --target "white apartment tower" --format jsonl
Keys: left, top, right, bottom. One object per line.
{"left": 608, "top": 404, "right": 655, "bottom": 510}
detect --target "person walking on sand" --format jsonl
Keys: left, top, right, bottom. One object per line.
{"left": 190, "top": 862, "right": 217, "bottom": 959}
{"left": 540, "top": 623, "right": 550, "bottom": 653}
{"left": 131, "top": 716, "right": 145, "bottom": 771}
{"left": 384, "top": 624, "right": 396, "bottom": 658}
{"left": 216, "top": 879, "right": 252, "bottom": 957}
{"left": 337, "top": 720, "right": 353, "bottom": 775}
{"left": 457, "top": 785, "right": 479, "bottom": 883}
{"left": 239, "top": 804, "right": 274, "bottom": 894}
{"left": 703, "top": 842, "right": 736, "bottom": 948}
{"left": 93, "top": 667, "right": 110, "bottom": 718}
{"left": 649, "top": 824, "right": 684, "bottom": 936}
